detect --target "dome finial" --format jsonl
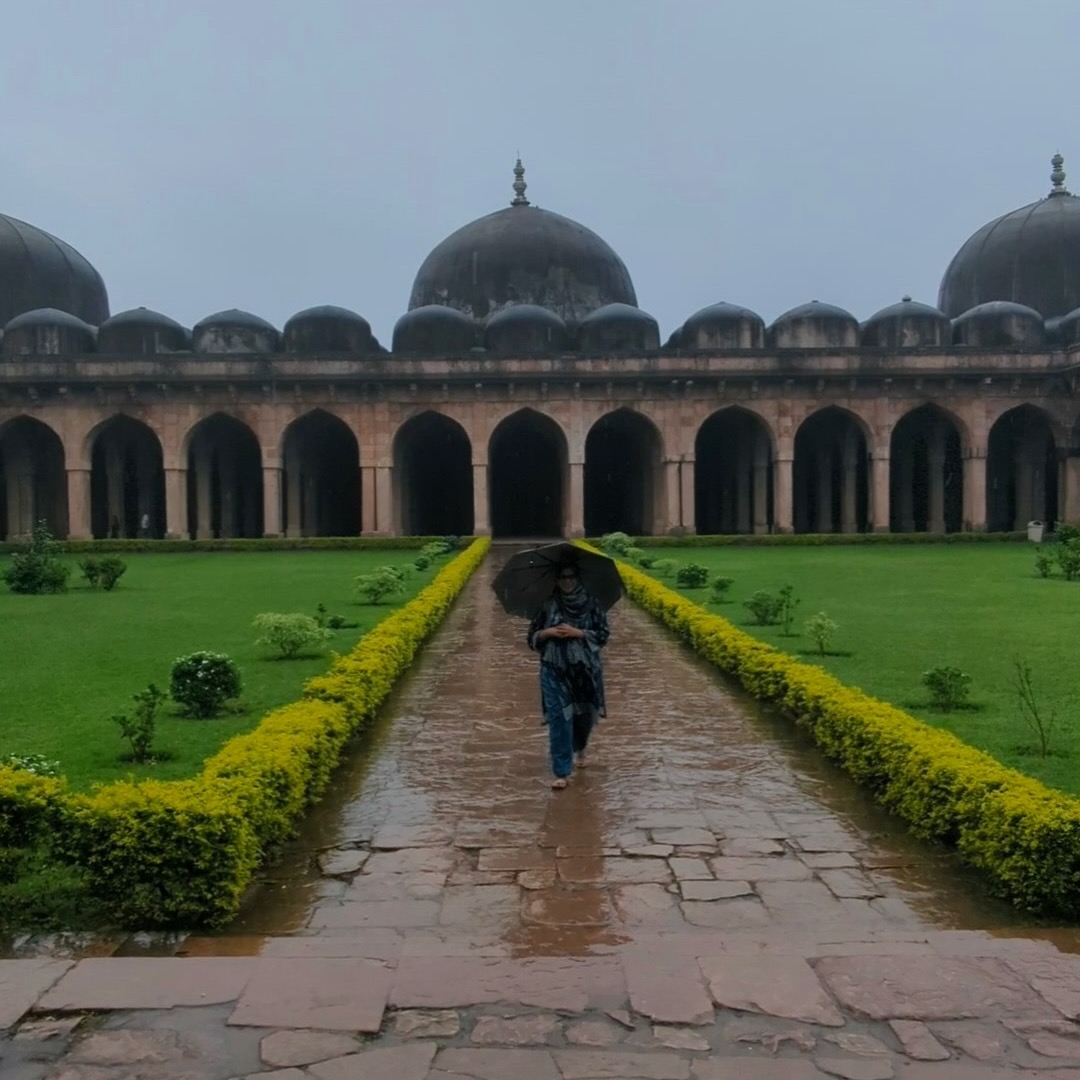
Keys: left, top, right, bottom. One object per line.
{"left": 511, "top": 157, "right": 530, "bottom": 207}
{"left": 1051, "top": 152, "right": 1069, "bottom": 195}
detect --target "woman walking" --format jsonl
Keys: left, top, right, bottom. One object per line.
{"left": 527, "top": 563, "right": 611, "bottom": 789}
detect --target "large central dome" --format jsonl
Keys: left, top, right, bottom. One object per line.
{"left": 408, "top": 161, "right": 637, "bottom": 324}
{"left": 0, "top": 213, "right": 109, "bottom": 327}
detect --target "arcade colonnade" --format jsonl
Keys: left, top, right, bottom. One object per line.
{"left": 1, "top": 387, "right": 1076, "bottom": 541}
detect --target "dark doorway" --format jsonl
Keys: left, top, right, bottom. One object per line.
{"left": 584, "top": 409, "right": 662, "bottom": 536}
{"left": 889, "top": 406, "right": 963, "bottom": 533}
{"left": 90, "top": 416, "right": 165, "bottom": 538}
{"left": 695, "top": 408, "right": 774, "bottom": 534}
{"left": 394, "top": 411, "right": 473, "bottom": 535}
{"left": 186, "top": 414, "right": 263, "bottom": 538}
{"left": 0, "top": 417, "right": 67, "bottom": 539}
{"left": 282, "top": 410, "right": 360, "bottom": 536}
{"left": 793, "top": 407, "right": 869, "bottom": 533}
{"left": 987, "top": 406, "right": 1058, "bottom": 531}
{"left": 489, "top": 409, "right": 566, "bottom": 538}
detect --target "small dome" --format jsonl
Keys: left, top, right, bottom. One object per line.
{"left": 940, "top": 155, "right": 1080, "bottom": 319}
{"left": 860, "top": 297, "right": 950, "bottom": 348}
{"left": 409, "top": 160, "right": 637, "bottom": 324}
{"left": 1054, "top": 307, "right": 1080, "bottom": 346}
{"left": 577, "top": 303, "right": 659, "bottom": 353}
{"left": 483, "top": 304, "right": 567, "bottom": 356}
{"left": 392, "top": 305, "right": 477, "bottom": 354}
{"left": 0, "top": 213, "right": 109, "bottom": 327}
{"left": 680, "top": 301, "right": 765, "bottom": 350}
{"left": 97, "top": 307, "right": 190, "bottom": 354}
{"left": 283, "top": 305, "right": 378, "bottom": 354}
{"left": 1, "top": 307, "right": 96, "bottom": 357}
{"left": 768, "top": 301, "right": 858, "bottom": 348}
{"left": 192, "top": 309, "right": 279, "bottom": 354}
{"left": 952, "top": 301, "right": 1045, "bottom": 347}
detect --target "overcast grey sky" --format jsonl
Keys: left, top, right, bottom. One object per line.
{"left": 3, "top": 0, "right": 1078, "bottom": 343}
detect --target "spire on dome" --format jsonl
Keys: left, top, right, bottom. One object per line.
{"left": 1050, "top": 152, "right": 1069, "bottom": 196}
{"left": 510, "top": 158, "right": 530, "bottom": 207}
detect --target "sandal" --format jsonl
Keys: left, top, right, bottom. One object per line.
{"left": 551, "top": 778, "right": 568, "bottom": 790}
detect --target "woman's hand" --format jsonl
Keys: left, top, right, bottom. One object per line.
{"left": 550, "top": 624, "right": 585, "bottom": 640}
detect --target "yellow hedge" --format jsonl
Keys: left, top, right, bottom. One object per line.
{"left": 614, "top": 555, "right": 1080, "bottom": 918}
{"left": 53, "top": 537, "right": 490, "bottom": 927}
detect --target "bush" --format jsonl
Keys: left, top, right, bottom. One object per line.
{"left": 650, "top": 558, "right": 678, "bottom": 577}
{"left": 0, "top": 753, "right": 61, "bottom": 777}
{"left": 599, "top": 531, "right": 635, "bottom": 557}
{"left": 921, "top": 665, "right": 971, "bottom": 711}
{"left": 708, "top": 577, "right": 734, "bottom": 604}
{"left": 805, "top": 612, "right": 839, "bottom": 656}
{"left": 80, "top": 555, "right": 127, "bottom": 590}
{"left": 743, "top": 589, "right": 784, "bottom": 625}
{"left": 1054, "top": 524, "right": 1080, "bottom": 545}
{"left": 777, "top": 584, "right": 800, "bottom": 635}
{"left": 625, "top": 546, "right": 648, "bottom": 565}
{"left": 170, "top": 652, "right": 242, "bottom": 718}
{"left": 675, "top": 563, "right": 710, "bottom": 588}
{"left": 314, "top": 603, "right": 354, "bottom": 630}
{"left": 1034, "top": 549, "right": 1055, "bottom": 578}
{"left": 111, "top": 684, "right": 166, "bottom": 763}
{"left": 354, "top": 565, "right": 407, "bottom": 604}
{"left": 253, "top": 613, "right": 333, "bottom": 659}
{"left": 1055, "top": 538, "right": 1080, "bottom": 581}
{"left": 2, "top": 521, "right": 70, "bottom": 594}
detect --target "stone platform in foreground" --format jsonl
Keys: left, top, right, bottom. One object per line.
{"left": 4, "top": 556, "right": 1080, "bottom": 1078}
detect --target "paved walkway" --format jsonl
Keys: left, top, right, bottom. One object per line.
{"left": 5, "top": 552, "right": 1080, "bottom": 1078}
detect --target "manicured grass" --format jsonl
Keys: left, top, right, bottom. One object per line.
{"left": 0, "top": 550, "right": 441, "bottom": 790}
{"left": 646, "top": 543, "right": 1080, "bottom": 796}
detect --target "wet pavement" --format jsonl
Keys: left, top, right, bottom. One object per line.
{"left": 6, "top": 549, "right": 1080, "bottom": 1078}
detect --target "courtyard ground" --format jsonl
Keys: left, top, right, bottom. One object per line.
{"left": 4, "top": 549, "right": 1080, "bottom": 1078}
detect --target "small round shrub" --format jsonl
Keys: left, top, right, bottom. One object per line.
{"left": 650, "top": 558, "right": 678, "bottom": 577}
{"left": 170, "top": 651, "right": 242, "bottom": 718}
{"left": 253, "top": 613, "right": 333, "bottom": 659}
{"left": 675, "top": 563, "right": 710, "bottom": 588}
{"left": 599, "top": 531, "right": 635, "bottom": 557}
{"left": 709, "top": 576, "right": 734, "bottom": 603}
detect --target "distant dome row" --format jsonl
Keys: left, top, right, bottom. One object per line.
{"left": 2, "top": 297, "right": 1079, "bottom": 359}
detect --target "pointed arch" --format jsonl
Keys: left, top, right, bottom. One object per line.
{"left": 584, "top": 408, "right": 665, "bottom": 536}
{"left": 0, "top": 416, "right": 67, "bottom": 540}
{"left": 889, "top": 405, "right": 964, "bottom": 533}
{"left": 793, "top": 406, "right": 869, "bottom": 533}
{"left": 489, "top": 408, "right": 568, "bottom": 538}
{"left": 987, "top": 405, "right": 1057, "bottom": 531}
{"left": 185, "top": 413, "right": 263, "bottom": 539}
{"left": 281, "top": 409, "right": 360, "bottom": 537}
{"left": 87, "top": 415, "right": 165, "bottom": 538}
{"left": 392, "top": 410, "right": 473, "bottom": 536}
{"left": 694, "top": 406, "right": 775, "bottom": 534}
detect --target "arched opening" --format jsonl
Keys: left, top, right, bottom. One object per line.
{"left": 89, "top": 416, "right": 165, "bottom": 538}
{"left": 694, "top": 407, "right": 774, "bottom": 534}
{"left": 0, "top": 417, "right": 67, "bottom": 540}
{"left": 889, "top": 406, "right": 963, "bottom": 533}
{"left": 987, "top": 406, "right": 1058, "bottom": 531}
{"left": 393, "top": 411, "right": 473, "bottom": 535}
{"left": 584, "top": 409, "right": 663, "bottom": 536}
{"left": 793, "top": 407, "right": 869, "bottom": 533}
{"left": 186, "top": 414, "right": 263, "bottom": 539}
{"left": 281, "top": 411, "right": 360, "bottom": 537}
{"left": 489, "top": 409, "right": 566, "bottom": 538}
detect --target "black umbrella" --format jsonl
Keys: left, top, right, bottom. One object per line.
{"left": 491, "top": 541, "right": 624, "bottom": 618}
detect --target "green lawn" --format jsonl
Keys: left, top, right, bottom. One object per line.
{"left": 0, "top": 550, "right": 439, "bottom": 790}
{"left": 647, "top": 543, "right": 1080, "bottom": 796}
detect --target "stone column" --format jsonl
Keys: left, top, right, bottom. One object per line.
{"left": 302, "top": 472, "right": 318, "bottom": 537}
{"left": 752, "top": 441, "right": 770, "bottom": 534}
{"left": 262, "top": 466, "right": 283, "bottom": 538}
{"left": 679, "top": 459, "right": 695, "bottom": 534}
{"left": 895, "top": 451, "right": 915, "bottom": 532}
{"left": 1015, "top": 448, "right": 1034, "bottom": 531}
{"left": 735, "top": 445, "right": 751, "bottom": 534}
{"left": 1063, "top": 453, "right": 1080, "bottom": 524}
{"left": 5, "top": 446, "right": 32, "bottom": 539}
{"left": 841, "top": 433, "right": 859, "bottom": 533}
{"left": 375, "top": 465, "right": 393, "bottom": 535}
{"left": 663, "top": 461, "right": 680, "bottom": 534}
{"left": 870, "top": 452, "right": 890, "bottom": 532}
{"left": 284, "top": 463, "right": 301, "bottom": 538}
{"left": 360, "top": 465, "right": 377, "bottom": 535}
{"left": 65, "top": 468, "right": 92, "bottom": 540}
{"left": 927, "top": 450, "right": 946, "bottom": 533}
{"left": 773, "top": 455, "right": 794, "bottom": 533}
{"left": 105, "top": 443, "right": 125, "bottom": 537}
{"left": 963, "top": 450, "right": 987, "bottom": 531}
{"left": 194, "top": 449, "right": 213, "bottom": 539}
{"left": 567, "top": 462, "right": 584, "bottom": 538}
{"left": 816, "top": 449, "right": 833, "bottom": 533}
{"left": 473, "top": 463, "right": 490, "bottom": 536}
{"left": 164, "top": 467, "right": 188, "bottom": 539}
{"left": 219, "top": 455, "right": 237, "bottom": 538}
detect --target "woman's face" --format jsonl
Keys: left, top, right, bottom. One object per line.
{"left": 556, "top": 569, "right": 578, "bottom": 594}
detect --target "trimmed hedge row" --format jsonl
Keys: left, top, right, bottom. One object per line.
{"left": 595, "top": 531, "right": 1027, "bottom": 548}
{"left": 614, "top": 555, "right": 1080, "bottom": 918}
{"left": 1, "top": 537, "right": 490, "bottom": 927}
{"left": 0, "top": 535, "right": 471, "bottom": 555}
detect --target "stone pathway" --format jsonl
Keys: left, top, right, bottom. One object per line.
{"left": 5, "top": 551, "right": 1080, "bottom": 1078}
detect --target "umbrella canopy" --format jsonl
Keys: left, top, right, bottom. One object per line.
{"left": 491, "top": 541, "right": 624, "bottom": 618}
